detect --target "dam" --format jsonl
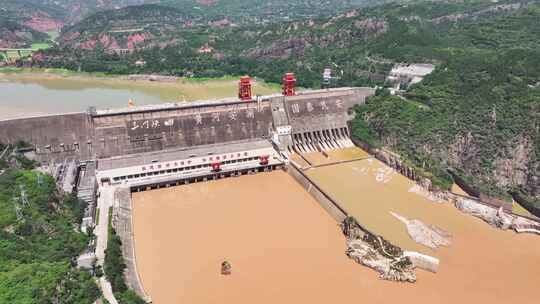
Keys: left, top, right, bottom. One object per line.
{"left": 2, "top": 75, "right": 540, "bottom": 304}
{"left": 0, "top": 78, "right": 374, "bottom": 252}
{"left": 0, "top": 86, "right": 372, "bottom": 162}
{"left": 0, "top": 81, "right": 373, "bottom": 200}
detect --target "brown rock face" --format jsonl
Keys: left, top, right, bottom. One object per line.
{"left": 492, "top": 137, "right": 532, "bottom": 188}
{"left": 62, "top": 32, "right": 81, "bottom": 42}
{"left": 448, "top": 132, "right": 479, "bottom": 170}
{"left": 68, "top": 31, "right": 154, "bottom": 51}
{"left": 353, "top": 18, "right": 388, "bottom": 37}
{"left": 23, "top": 13, "right": 64, "bottom": 33}
{"left": 246, "top": 37, "right": 311, "bottom": 60}
{"left": 99, "top": 34, "right": 120, "bottom": 50}
{"left": 127, "top": 33, "right": 151, "bottom": 49}
{"left": 79, "top": 39, "right": 98, "bottom": 50}
{"left": 0, "top": 31, "right": 22, "bottom": 48}
{"left": 446, "top": 132, "right": 538, "bottom": 197}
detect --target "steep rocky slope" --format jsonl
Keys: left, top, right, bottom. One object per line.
{"left": 350, "top": 2, "right": 540, "bottom": 207}
{"left": 0, "top": 4, "right": 51, "bottom": 49}
{"left": 55, "top": 0, "right": 396, "bottom": 51}
{"left": 59, "top": 4, "right": 187, "bottom": 51}
{"left": 18, "top": 0, "right": 151, "bottom": 24}
{"left": 0, "top": 0, "right": 156, "bottom": 48}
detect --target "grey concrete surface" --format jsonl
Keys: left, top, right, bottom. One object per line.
{"left": 113, "top": 187, "right": 151, "bottom": 302}
{"left": 0, "top": 88, "right": 375, "bottom": 163}
{"left": 94, "top": 186, "right": 119, "bottom": 304}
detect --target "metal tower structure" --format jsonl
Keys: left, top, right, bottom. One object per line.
{"left": 238, "top": 76, "right": 252, "bottom": 101}
{"left": 282, "top": 73, "right": 297, "bottom": 96}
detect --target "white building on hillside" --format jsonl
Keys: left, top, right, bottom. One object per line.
{"left": 387, "top": 63, "right": 435, "bottom": 90}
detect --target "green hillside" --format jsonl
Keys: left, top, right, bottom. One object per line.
{"left": 350, "top": 2, "right": 540, "bottom": 208}
{"left": 41, "top": 1, "right": 532, "bottom": 85}
{"left": 0, "top": 167, "right": 100, "bottom": 303}
{"left": 160, "top": 0, "right": 394, "bottom": 22}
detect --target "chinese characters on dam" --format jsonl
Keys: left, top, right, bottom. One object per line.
{"left": 127, "top": 98, "right": 343, "bottom": 138}
{"left": 129, "top": 108, "right": 256, "bottom": 131}
{"left": 126, "top": 103, "right": 273, "bottom": 143}
{"left": 288, "top": 98, "right": 343, "bottom": 116}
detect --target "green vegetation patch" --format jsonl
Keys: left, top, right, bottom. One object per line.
{"left": 104, "top": 207, "right": 145, "bottom": 304}
{"left": 0, "top": 169, "right": 100, "bottom": 304}
{"left": 352, "top": 3, "right": 540, "bottom": 200}
{"left": 31, "top": 43, "right": 52, "bottom": 51}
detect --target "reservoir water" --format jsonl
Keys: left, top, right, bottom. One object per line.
{"left": 132, "top": 171, "right": 368, "bottom": 304}
{"left": 0, "top": 73, "right": 277, "bottom": 119}
{"left": 132, "top": 167, "right": 540, "bottom": 304}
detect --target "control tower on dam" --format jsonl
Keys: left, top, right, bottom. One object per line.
{"left": 0, "top": 86, "right": 374, "bottom": 165}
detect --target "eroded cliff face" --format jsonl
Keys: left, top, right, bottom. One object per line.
{"left": 62, "top": 31, "right": 156, "bottom": 51}
{"left": 445, "top": 132, "right": 539, "bottom": 197}
{"left": 492, "top": 137, "right": 534, "bottom": 189}
{"left": 0, "top": 29, "right": 24, "bottom": 48}
{"left": 246, "top": 37, "right": 312, "bottom": 60}
{"left": 23, "top": 13, "right": 64, "bottom": 33}
{"left": 353, "top": 99, "right": 538, "bottom": 201}
{"left": 244, "top": 17, "right": 388, "bottom": 60}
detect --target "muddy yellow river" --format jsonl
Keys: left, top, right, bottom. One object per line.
{"left": 0, "top": 72, "right": 277, "bottom": 119}
{"left": 132, "top": 171, "right": 367, "bottom": 304}
{"left": 132, "top": 152, "right": 540, "bottom": 304}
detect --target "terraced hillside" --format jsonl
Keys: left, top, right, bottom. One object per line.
{"left": 1, "top": 0, "right": 385, "bottom": 50}
{"left": 39, "top": 1, "right": 534, "bottom": 84}
{"left": 0, "top": 0, "right": 62, "bottom": 48}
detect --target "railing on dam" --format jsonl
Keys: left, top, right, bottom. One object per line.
{"left": 128, "top": 164, "right": 283, "bottom": 192}
{"left": 287, "top": 161, "right": 350, "bottom": 223}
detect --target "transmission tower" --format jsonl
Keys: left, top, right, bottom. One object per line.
{"left": 13, "top": 196, "right": 23, "bottom": 221}
{"left": 37, "top": 174, "right": 43, "bottom": 187}
{"left": 19, "top": 184, "right": 29, "bottom": 206}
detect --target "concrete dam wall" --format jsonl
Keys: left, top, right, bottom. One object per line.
{"left": 92, "top": 99, "right": 275, "bottom": 159}
{"left": 0, "top": 88, "right": 374, "bottom": 162}
{"left": 0, "top": 113, "right": 94, "bottom": 162}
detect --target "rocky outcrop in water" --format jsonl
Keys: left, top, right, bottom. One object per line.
{"left": 341, "top": 217, "right": 417, "bottom": 283}
{"left": 346, "top": 239, "right": 417, "bottom": 283}
{"left": 454, "top": 196, "right": 540, "bottom": 234}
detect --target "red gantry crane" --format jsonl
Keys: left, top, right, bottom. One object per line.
{"left": 238, "top": 75, "right": 252, "bottom": 101}
{"left": 282, "top": 72, "right": 297, "bottom": 96}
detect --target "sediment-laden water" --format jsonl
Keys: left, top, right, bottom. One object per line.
{"left": 132, "top": 166, "right": 540, "bottom": 304}
{"left": 305, "top": 148, "right": 540, "bottom": 303}
{"left": 0, "top": 73, "right": 277, "bottom": 119}
{"left": 132, "top": 171, "right": 367, "bottom": 304}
